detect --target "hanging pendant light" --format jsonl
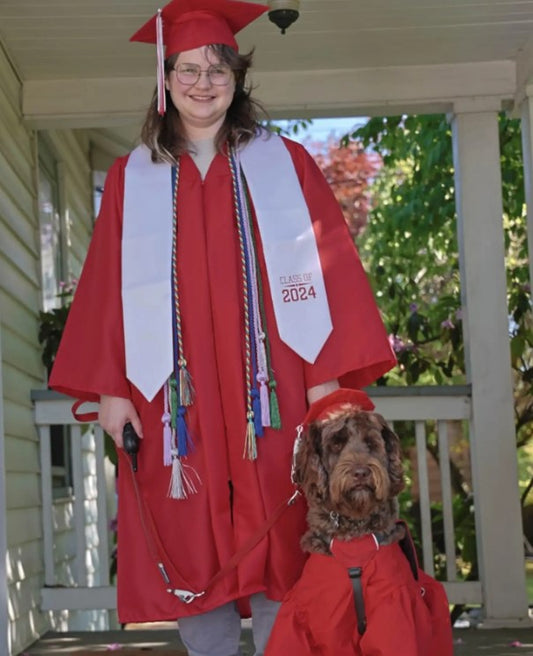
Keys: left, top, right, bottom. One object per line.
{"left": 268, "top": 0, "right": 300, "bottom": 34}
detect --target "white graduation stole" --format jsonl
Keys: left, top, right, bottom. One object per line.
{"left": 122, "top": 147, "right": 173, "bottom": 402}
{"left": 122, "top": 135, "right": 332, "bottom": 402}
{"left": 239, "top": 133, "right": 332, "bottom": 363}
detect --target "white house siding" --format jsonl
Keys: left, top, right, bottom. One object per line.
{"left": 0, "top": 43, "right": 47, "bottom": 656}
{"left": 0, "top": 44, "right": 102, "bottom": 654}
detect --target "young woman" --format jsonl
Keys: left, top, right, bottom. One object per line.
{"left": 50, "top": 1, "right": 396, "bottom": 654}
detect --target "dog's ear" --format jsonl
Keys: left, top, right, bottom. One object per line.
{"left": 375, "top": 414, "right": 405, "bottom": 496}
{"left": 293, "top": 423, "right": 328, "bottom": 502}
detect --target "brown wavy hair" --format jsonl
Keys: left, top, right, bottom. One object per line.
{"left": 140, "top": 44, "right": 267, "bottom": 163}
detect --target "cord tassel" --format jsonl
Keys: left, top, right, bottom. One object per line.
{"left": 168, "top": 454, "right": 201, "bottom": 500}
{"left": 162, "top": 413, "right": 173, "bottom": 466}
{"left": 178, "top": 359, "right": 194, "bottom": 406}
{"left": 269, "top": 380, "right": 281, "bottom": 430}
{"left": 168, "top": 455, "right": 186, "bottom": 499}
{"left": 251, "top": 388, "right": 263, "bottom": 437}
{"left": 244, "top": 413, "right": 257, "bottom": 460}
{"left": 258, "top": 372, "right": 270, "bottom": 427}
{"left": 162, "top": 380, "right": 173, "bottom": 466}
{"left": 176, "top": 406, "right": 192, "bottom": 457}
{"left": 169, "top": 376, "right": 178, "bottom": 430}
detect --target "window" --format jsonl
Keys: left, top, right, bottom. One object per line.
{"left": 50, "top": 425, "right": 73, "bottom": 499}
{"left": 38, "top": 137, "right": 73, "bottom": 497}
{"left": 38, "top": 137, "right": 64, "bottom": 312}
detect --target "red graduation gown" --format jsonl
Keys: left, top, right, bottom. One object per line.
{"left": 265, "top": 536, "right": 453, "bottom": 656}
{"left": 49, "top": 137, "right": 396, "bottom": 622}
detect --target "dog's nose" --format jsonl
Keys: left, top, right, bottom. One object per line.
{"left": 353, "top": 465, "right": 371, "bottom": 481}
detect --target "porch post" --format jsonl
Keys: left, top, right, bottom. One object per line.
{"left": 0, "top": 322, "right": 10, "bottom": 654}
{"left": 450, "top": 103, "right": 529, "bottom": 625}
{"left": 520, "top": 92, "right": 533, "bottom": 293}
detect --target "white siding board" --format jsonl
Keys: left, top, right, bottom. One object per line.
{"left": 0, "top": 245, "right": 40, "bottom": 291}
{"left": 0, "top": 281, "right": 39, "bottom": 323}
{"left": 0, "top": 223, "right": 41, "bottom": 289}
{"left": 0, "top": 187, "right": 36, "bottom": 259}
{"left": 8, "top": 583, "right": 44, "bottom": 655}
{"left": 0, "top": 69, "right": 26, "bottom": 136}
{"left": 5, "top": 472, "right": 40, "bottom": 510}
{"left": 4, "top": 434, "right": 39, "bottom": 473}
{"left": 6, "top": 540, "right": 42, "bottom": 583}
{"left": 2, "top": 363, "right": 42, "bottom": 405}
{"left": 0, "top": 103, "right": 33, "bottom": 167}
{"left": 8, "top": 571, "right": 43, "bottom": 623}
{"left": 0, "top": 292, "right": 40, "bottom": 348}
{"left": 6, "top": 507, "right": 42, "bottom": 545}
{"left": 4, "top": 401, "right": 38, "bottom": 441}
{"left": 0, "top": 253, "right": 40, "bottom": 302}
{"left": 0, "top": 141, "right": 34, "bottom": 209}
{"left": 0, "top": 114, "right": 34, "bottom": 190}
{"left": 0, "top": 147, "right": 36, "bottom": 227}
{"left": 0, "top": 43, "right": 22, "bottom": 109}
{"left": 2, "top": 328, "right": 43, "bottom": 379}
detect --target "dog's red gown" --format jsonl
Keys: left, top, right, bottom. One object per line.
{"left": 265, "top": 534, "right": 453, "bottom": 656}
{"left": 49, "top": 138, "right": 396, "bottom": 623}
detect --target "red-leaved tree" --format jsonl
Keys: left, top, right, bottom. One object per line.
{"left": 312, "top": 139, "right": 382, "bottom": 237}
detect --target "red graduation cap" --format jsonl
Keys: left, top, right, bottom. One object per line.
{"left": 303, "top": 389, "right": 375, "bottom": 427}
{"left": 131, "top": 0, "right": 268, "bottom": 114}
{"left": 131, "top": 0, "right": 268, "bottom": 54}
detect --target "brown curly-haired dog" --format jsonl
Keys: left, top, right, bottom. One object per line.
{"left": 293, "top": 406, "right": 405, "bottom": 554}
{"left": 265, "top": 391, "right": 454, "bottom": 656}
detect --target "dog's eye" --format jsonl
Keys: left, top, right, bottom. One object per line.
{"left": 329, "top": 433, "right": 347, "bottom": 452}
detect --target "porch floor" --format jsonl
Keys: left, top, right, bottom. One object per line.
{"left": 19, "top": 623, "right": 533, "bottom": 656}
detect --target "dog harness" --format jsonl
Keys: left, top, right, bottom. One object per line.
{"left": 341, "top": 524, "right": 424, "bottom": 636}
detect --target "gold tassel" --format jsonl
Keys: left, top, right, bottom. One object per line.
{"left": 178, "top": 358, "right": 194, "bottom": 406}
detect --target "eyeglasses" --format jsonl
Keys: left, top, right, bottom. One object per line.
{"left": 173, "top": 63, "right": 233, "bottom": 86}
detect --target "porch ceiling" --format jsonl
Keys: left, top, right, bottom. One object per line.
{"left": 1, "top": 0, "right": 533, "bottom": 130}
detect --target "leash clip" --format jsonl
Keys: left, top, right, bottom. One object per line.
{"left": 288, "top": 489, "right": 301, "bottom": 505}
{"left": 167, "top": 588, "right": 206, "bottom": 604}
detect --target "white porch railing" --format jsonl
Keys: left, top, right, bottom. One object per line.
{"left": 33, "top": 385, "right": 477, "bottom": 617}
{"left": 32, "top": 390, "right": 116, "bottom": 614}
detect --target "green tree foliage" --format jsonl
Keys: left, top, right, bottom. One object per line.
{"left": 330, "top": 114, "right": 533, "bottom": 604}
{"left": 348, "top": 114, "right": 466, "bottom": 386}
{"left": 349, "top": 114, "right": 533, "bottom": 413}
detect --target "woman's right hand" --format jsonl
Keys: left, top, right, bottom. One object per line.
{"left": 99, "top": 395, "right": 143, "bottom": 449}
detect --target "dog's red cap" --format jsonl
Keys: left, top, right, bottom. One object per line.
{"left": 303, "top": 388, "right": 375, "bottom": 426}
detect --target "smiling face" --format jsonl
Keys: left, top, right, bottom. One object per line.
{"left": 166, "top": 46, "right": 236, "bottom": 139}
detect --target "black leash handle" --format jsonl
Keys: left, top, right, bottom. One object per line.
{"left": 123, "top": 422, "right": 140, "bottom": 472}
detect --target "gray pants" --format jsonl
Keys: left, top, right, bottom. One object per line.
{"left": 178, "top": 592, "right": 281, "bottom": 656}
